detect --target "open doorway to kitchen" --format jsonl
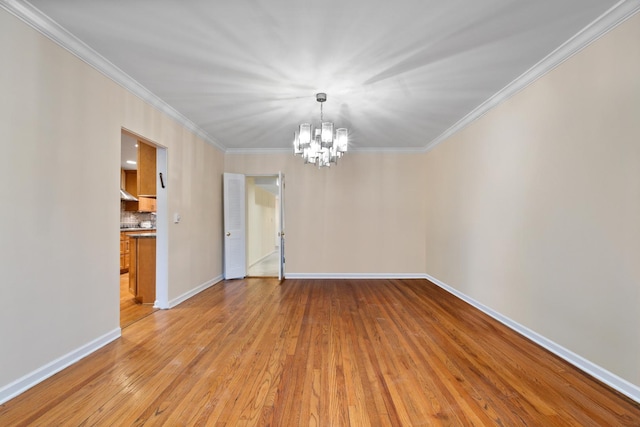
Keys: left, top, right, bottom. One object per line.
{"left": 246, "top": 175, "right": 280, "bottom": 277}
{"left": 119, "top": 129, "right": 168, "bottom": 327}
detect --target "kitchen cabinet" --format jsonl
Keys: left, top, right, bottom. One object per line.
{"left": 122, "top": 172, "right": 156, "bottom": 212}
{"left": 137, "top": 141, "right": 156, "bottom": 197}
{"left": 121, "top": 229, "right": 155, "bottom": 274}
{"left": 129, "top": 234, "right": 156, "bottom": 304}
{"left": 122, "top": 141, "right": 156, "bottom": 212}
{"left": 138, "top": 196, "right": 156, "bottom": 213}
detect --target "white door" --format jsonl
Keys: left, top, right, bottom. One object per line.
{"left": 223, "top": 173, "right": 246, "bottom": 279}
{"left": 278, "top": 172, "right": 285, "bottom": 280}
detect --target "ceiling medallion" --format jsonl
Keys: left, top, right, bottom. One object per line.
{"left": 293, "top": 93, "right": 348, "bottom": 167}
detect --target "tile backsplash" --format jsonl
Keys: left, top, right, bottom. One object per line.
{"left": 120, "top": 206, "right": 156, "bottom": 228}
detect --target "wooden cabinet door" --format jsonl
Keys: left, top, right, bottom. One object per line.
{"left": 137, "top": 141, "right": 156, "bottom": 197}
{"left": 136, "top": 238, "right": 156, "bottom": 304}
{"left": 138, "top": 196, "right": 156, "bottom": 212}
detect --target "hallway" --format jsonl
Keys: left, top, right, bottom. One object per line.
{"left": 247, "top": 250, "right": 279, "bottom": 277}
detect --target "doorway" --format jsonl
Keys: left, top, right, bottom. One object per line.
{"left": 223, "top": 173, "right": 284, "bottom": 280}
{"left": 119, "top": 129, "right": 168, "bottom": 327}
{"left": 246, "top": 176, "right": 280, "bottom": 277}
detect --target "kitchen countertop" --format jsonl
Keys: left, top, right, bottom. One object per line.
{"left": 120, "top": 227, "right": 156, "bottom": 232}
{"left": 128, "top": 233, "right": 156, "bottom": 238}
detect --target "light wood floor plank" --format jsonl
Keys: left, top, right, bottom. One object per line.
{"left": 120, "top": 272, "right": 156, "bottom": 328}
{"left": 1, "top": 278, "right": 639, "bottom": 426}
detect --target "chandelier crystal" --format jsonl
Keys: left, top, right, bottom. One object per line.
{"left": 293, "top": 93, "right": 348, "bottom": 167}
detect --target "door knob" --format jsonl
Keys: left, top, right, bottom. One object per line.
{"left": 281, "top": 232, "right": 285, "bottom": 237}
{"left": 226, "top": 232, "right": 231, "bottom": 237}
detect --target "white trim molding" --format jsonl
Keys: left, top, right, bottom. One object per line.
{"left": 225, "top": 147, "right": 427, "bottom": 156}
{"left": 0, "top": 0, "right": 225, "bottom": 152}
{"left": 348, "top": 147, "right": 427, "bottom": 154}
{"left": 225, "top": 148, "right": 293, "bottom": 155}
{"left": 285, "top": 273, "right": 426, "bottom": 280}
{"left": 424, "top": 0, "right": 640, "bottom": 153}
{"left": 424, "top": 273, "right": 640, "bottom": 404}
{"left": 0, "top": 328, "right": 121, "bottom": 405}
{"left": 168, "top": 275, "right": 223, "bottom": 308}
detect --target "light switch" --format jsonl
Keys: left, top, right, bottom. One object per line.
{"left": 174, "top": 213, "right": 181, "bottom": 223}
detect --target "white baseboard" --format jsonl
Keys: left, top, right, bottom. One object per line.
{"left": 0, "top": 328, "right": 121, "bottom": 405}
{"left": 168, "top": 275, "right": 223, "bottom": 308}
{"left": 424, "top": 273, "right": 640, "bottom": 404}
{"left": 285, "top": 273, "right": 426, "bottom": 279}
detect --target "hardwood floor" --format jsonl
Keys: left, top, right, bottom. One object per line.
{"left": 1, "top": 278, "right": 639, "bottom": 425}
{"left": 120, "top": 272, "right": 156, "bottom": 328}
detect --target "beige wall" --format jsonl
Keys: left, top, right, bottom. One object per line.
{"left": 424, "top": 13, "right": 640, "bottom": 385}
{"left": 0, "top": 9, "right": 224, "bottom": 391}
{"left": 225, "top": 152, "right": 427, "bottom": 274}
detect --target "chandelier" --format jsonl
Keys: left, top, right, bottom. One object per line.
{"left": 293, "top": 93, "right": 348, "bottom": 167}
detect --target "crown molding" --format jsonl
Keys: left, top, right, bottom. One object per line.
{"left": 225, "top": 147, "right": 293, "bottom": 155}
{"left": 0, "top": 0, "right": 226, "bottom": 152}
{"left": 349, "top": 146, "right": 426, "bottom": 154}
{"left": 225, "top": 146, "right": 426, "bottom": 155}
{"left": 424, "top": 0, "right": 640, "bottom": 153}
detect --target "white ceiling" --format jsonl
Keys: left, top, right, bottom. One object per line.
{"left": 22, "top": 0, "right": 623, "bottom": 152}
{"left": 121, "top": 133, "right": 138, "bottom": 170}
